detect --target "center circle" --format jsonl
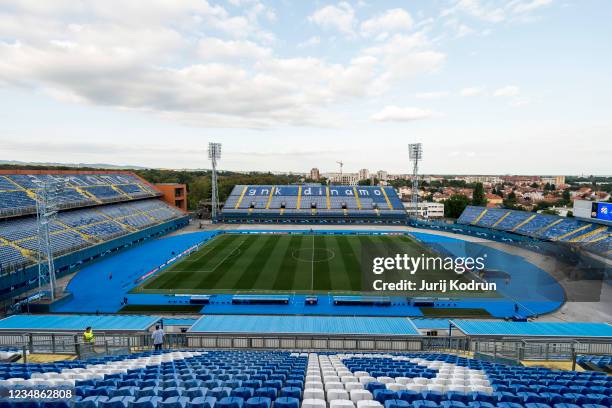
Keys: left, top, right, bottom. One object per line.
{"left": 292, "top": 248, "right": 335, "bottom": 262}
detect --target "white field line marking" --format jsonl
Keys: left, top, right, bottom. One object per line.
{"left": 179, "top": 236, "right": 228, "bottom": 265}
{"left": 201, "top": 237, "right": 247, "bottom": 273}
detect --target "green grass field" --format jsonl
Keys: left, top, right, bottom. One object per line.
{"left": 134, "top": 233, "right": 495, "bottom": 297}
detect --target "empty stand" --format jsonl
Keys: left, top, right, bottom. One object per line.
{"left": 222, "top": 185, "right": 406, "bottom": 223}
{"left": 0, "top": 200, "right": 184, "bottom": 272}
{"left": 1, "top": 350, "right": 610, "bottom": 408}
{"left": 458, "top": 206, "right": 611, "bottom": 257}
{"left": 0, "top": 172, "right": 160, "bottom": 218}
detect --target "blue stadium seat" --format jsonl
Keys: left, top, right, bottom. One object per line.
{"left": 158, "top": 396, "right": 190, "bottom": 408}
{"left": 273, "top": 397, "right": 299, "bottom": 408}
{"left": 216, "top": 397, "right": 244, "bottom": 408}
{"left": 384, "top": 400, "right": 411, "bottom": 408}
{"left": 128, "top": 397, "right": 163, "bottom": 408}
{"left": 187, "top": 397, "right": 217, "bottom": 408}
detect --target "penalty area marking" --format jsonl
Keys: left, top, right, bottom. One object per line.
{"left": 145, "top": 238, "right": 245, "bottom": 288}
{"left": 198, "top": 246, "right": 243, "bottom": 273}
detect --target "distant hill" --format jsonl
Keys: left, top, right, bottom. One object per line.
{"left": 0, "top": 160, "right": 147, "bottom": 170}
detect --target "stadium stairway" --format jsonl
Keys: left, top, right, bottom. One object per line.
{"left": 1, "top": 350, "right": 611, "bottom": 408}
{"left": 570, "top": 226, "right": 608, "bottom": 243}
{"left": 0, "top": 235, "right": 37, "bottom": 261}
{"left": 470, "top": 209, "right": 488, "bottom": 225}
{"left": 76, "top": 186, "right": 104, "bottom": 205}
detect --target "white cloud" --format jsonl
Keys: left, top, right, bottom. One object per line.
{"left": 442, "top": 0, "right": 554, "bottom": 25}
{"left": 197, "top": 38, "right": 271, "bottom": 61}
{"left": 360, "top": 8, "right": 413, "bottom": 37}
{"left": 309, "top": 2, "right": 356, "bottom": 36}
{"left": 298, "top": 36, "right": 321, "bottom": 48}
{"left": 364, "top": 33, "right": 446, "bottom": 87}
{"left": 460, "top": 86, "right": 485, "bottom": 96}
{"left": 0, "top": 0, "right": 447, "bottom": 129}
{"left": 415, "top": 91, "right": 449, "bottom": 99}
{"left": 494, "top": 85, "right": 520, "bottom": 97}
{"left": 371, "top": 106, "right": 437, "bottom": 122}
{"left": 456, "top": 24, "right": 475, "bottom": 37}
{"left": 446, "top": 0, "right": 506, "bottom": 23}
{"left": 510, "top": 0, "right": 553, "bottom": 14}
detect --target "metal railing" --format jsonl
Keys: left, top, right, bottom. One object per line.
{"left": 471, "top": 337, "right": 612, "bottom": 363}
{"left": 1, "top": 331, "right": 610, "bottom": 363}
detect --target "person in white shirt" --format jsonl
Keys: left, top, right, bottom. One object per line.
{"left": 152, "top": 325, "right": 164, "bottom": 350}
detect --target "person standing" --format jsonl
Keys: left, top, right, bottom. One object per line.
{"left": 83, "top": 327, "right": 95, "bottom": 343}
{"left": 152, "top": 325, "right": 164, "bottom": 350}
{"left": 83, "top": 326, "right": 95, "bottom": 353}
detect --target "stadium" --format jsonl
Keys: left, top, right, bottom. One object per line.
{"left": 0, "top": 1, "right": 611, "bottom": 407}
{"left": 0, "top": 158, "right": 611, "bottom": 407}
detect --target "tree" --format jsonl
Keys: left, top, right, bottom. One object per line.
{"left": 444, "top": 194, "right": 470, "bottom": 219}
{"left": 472, "top": 182, "right": 487, "bottom": 206}
{"left": 358, "top": 178, "right": 379, "bottom": 186}
{"left": 530, "top": 182, "right": 539, "bottom": 188}
{"left": 503, "top": 191, "right": 519, "bottom": 209}
{"left": 567, "top": 211, "right": 574, "bottom": 217}
{"left": 562, "top": 189, "right": 571, "bottom": 203}
{"left": 533, "top": 201, "right": 552, "bottom": 212}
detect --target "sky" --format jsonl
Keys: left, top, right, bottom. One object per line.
{"left": 0, "top": 0, "right": 610, "bottom": 175}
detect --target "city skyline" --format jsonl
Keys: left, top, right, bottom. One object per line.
{"left": 0, "top": 1, "right": 610, "bottom": 174}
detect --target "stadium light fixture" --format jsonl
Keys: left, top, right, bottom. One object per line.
{"left": 408, "top": 143, "right": 423, "bottom": 219}
{"left": 208, "top": 142, "right": 222, "bottom": 160}
{"left": 209, "top": 142, "right": 222, "bottom": 222}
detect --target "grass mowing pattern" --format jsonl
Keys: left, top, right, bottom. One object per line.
{"left": 135, "top": 233, "right": 496, "bottom": 297}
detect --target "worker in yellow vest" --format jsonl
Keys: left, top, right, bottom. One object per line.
{"left": 83, "top": 326, "right": 95, "bottom": 344}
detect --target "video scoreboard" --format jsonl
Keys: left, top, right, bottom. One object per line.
{"left": 591, "top": 201, "right": 612, "bottom": 222}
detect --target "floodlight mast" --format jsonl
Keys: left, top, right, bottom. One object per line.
{"left": 35, "top": 177, "right": 64, "bottom": 301}
{"left": 208, "top": 142, "right": 222, "bottom": 222}
{"left": 408, "top": 143, "right": 423, "bottom": 219}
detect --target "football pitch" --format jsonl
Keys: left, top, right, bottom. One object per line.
{"left": 134, "top": 233, "right": 494, "bottom": 297}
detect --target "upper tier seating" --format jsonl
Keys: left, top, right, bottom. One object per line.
{"left": 0, "top": 173, "right": 160, "bottom": 218}
{"left": 222, "top": 185, "right": 406, "bottom": 221}
{"left": 457, "top": 206, "right": 611, "bottom": 257}
{"left": 1, "top": 350, "right": 611, "bottom": 408}
{"left": 0, "top": 199, "right": 184, "bottom": 272}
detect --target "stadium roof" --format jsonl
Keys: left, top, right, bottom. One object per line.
{"left": 411, "top": 318, "right": 452, "bottom": 330}
{"left": 161, "top": 318, "right": 198, "bottom": 326}
{"left": 450, "top": 320, "right": 612, "bottom": 338}
{"left": 0, "top": 314, "right": 160, "bottom": 332}
{"left": 189, "top": 315, "right": 419, "bottom": 336}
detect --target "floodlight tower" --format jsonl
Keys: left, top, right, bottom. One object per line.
{"left": 408, "top": 143, "right": 423, "bottom": 219}
{"left": 35, "top": 177, "right": 65, "bottom": 301}
{"left": 208, "top": 142, "right": 222, "bottom": 222}
{"left": 336, "top": 161, "right": 344, "bottom": 184}
{"left": 336, "top": 161, "right": 343, "bottom": 176}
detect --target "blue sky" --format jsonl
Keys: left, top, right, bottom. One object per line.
{"left": 0, "top": 0, "right": 610, "bottom": 174}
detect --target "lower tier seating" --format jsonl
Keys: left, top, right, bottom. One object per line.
{"left": 1, "top": 351, "right": 610, "bottom": 408}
